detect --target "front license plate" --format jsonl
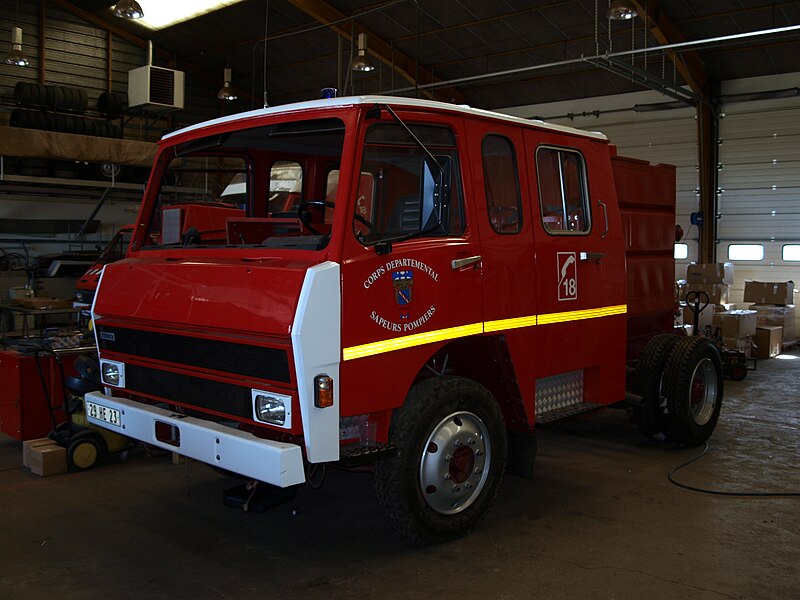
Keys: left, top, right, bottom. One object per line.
{"left": 86, "top": 401, "right": 122, "bottom": 427}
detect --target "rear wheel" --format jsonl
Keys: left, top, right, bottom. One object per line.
{"left": 374, "top": 376, "right": 507, "bottom": 544}
{"left": 633, "top": 334, "right": 680, "bottom": 440}
{"left": 663, "top": 336, "right": 723, "bottom": 446}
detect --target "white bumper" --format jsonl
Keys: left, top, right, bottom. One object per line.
{"left": 85, "top": 392, "right": 306, "bottom": 488}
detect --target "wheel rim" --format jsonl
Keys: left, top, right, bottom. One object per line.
{"left": 72, "top": 441, "right": 98, "bottom": 469}
{"left": 418, "top": 411, "right": 491, "bottom": 515}
{"left": 689, "top": 357, "right": 718, "bottom": 425}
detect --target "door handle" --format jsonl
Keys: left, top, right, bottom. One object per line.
{"left": 597, "top": 199, "right": 609, "bottom": 239}
{"left": 451, "top": 255, "right": 482, "bottom": 270}
{"left": 580, "top": 251, "right": 605, "bottom": 262}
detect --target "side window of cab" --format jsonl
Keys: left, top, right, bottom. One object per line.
{"left": 352, "top": 123, "right": 464, "bottom": 245}
{"left": 536, "top": 147, "right": 590, "bottom": 234}
{"left": 482, "top": 134, "right": 521, "bottom": 234}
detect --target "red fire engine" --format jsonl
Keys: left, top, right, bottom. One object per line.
{"left": 85, "top": 96, "right": 723, "bottom": 543}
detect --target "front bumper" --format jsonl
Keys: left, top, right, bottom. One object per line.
{"left": 84, "top": 392, "right": 306, "bottom": 487}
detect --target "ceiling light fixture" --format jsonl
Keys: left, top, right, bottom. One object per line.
{"left": 132, "top": 1, "right": 246, "bottom": 30}
{"left": 217, "top": 67, "right": 237, "bottom": 101}
{"left": 4, "top": 26, "right": 29, "bottom": 66}
{"left": 351, "top": 33, "right": 375, "bottom": 72}
{"left": 607, "top": 0, "right": 638, "bottom": 20}
{"left": 113, "top": 0, "right": 144, "bottom": 19}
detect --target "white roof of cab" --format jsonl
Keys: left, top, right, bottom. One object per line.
{"left": 162, "top": 95, "right": 607, "bottom": 142}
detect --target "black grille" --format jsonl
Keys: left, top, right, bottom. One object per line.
{"left": 126, "top": 364, "right": 253, "bottom": 420}
{"left": 97, "top": 325, "right": 290, "bottom": 383}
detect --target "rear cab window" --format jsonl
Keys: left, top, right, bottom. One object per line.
{"left": 536, "top": 146, "right": 591, "bottom": 234}
{"left": 482, "top": 134, "right": 522, "bottom": 234}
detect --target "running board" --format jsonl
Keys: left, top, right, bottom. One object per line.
{"left": 339, "top": 442, "right": 397, "bottom": 467}
{"left": 536, "top": 402, "right": 604, "bottom": 425}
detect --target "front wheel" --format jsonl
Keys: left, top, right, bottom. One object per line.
{"left": 374, "top": 376, "right": 507, "bottom": 544}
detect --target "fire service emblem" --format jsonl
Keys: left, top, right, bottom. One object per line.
{"left": 392, "top": 270, "right": 414, "bottom": 318}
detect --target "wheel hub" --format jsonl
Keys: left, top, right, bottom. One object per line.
{"left": 690, "top": 357, "right": 718, "bottom": 425}
{"left": 419, "top": 411, "right": 491, "bottom": 515}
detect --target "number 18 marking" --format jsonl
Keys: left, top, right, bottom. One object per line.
{"left": 557, "top": 252, "right": 578, "bottom": 301}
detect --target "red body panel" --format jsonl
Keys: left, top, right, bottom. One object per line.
{"left": 0, "top": 351, "right": 73, "bottom": 440}
{"left": 95, "top": 255, "right": 310, "bottom": 337}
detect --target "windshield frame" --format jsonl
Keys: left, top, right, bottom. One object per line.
{"left": 130, "top": 109, "right": 358, "bottom": 258}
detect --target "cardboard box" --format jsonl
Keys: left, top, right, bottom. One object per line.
{"left": 743, "top": 281, "right": 795, "bottom": 305}
{"left": 683, "top": 305, "right": 714, "bottom": 333}
{"left": 712, "top": 310, "right": 757, "bottom": 339}
{"left": 754, "top": 326, "right": 783, "bottom": 359}
{"left": 22, "top": 437, "right": 56, "bottom": 469}
{"left": 683, "top": 283, "right": 730, "bottom": 306}
{"left": 29, "top": 444, "right": 67, "bottom": 476}
{"left": 749, "top": 304, "right": 796, "bottom": 342}
{"left": 722, "top": 336, "right": 753, "bottom": 357}
{"left": 686, "top": 262, "right": 734, "bottom": 285}
{"left": 19, "top": 297, "right": 74, "bottom": 310}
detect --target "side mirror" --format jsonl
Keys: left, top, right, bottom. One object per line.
{"left": 421, "top": 156, "right": 451, "bottom": 232}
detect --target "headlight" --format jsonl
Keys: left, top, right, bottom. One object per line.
{"left": 252, "top": 390, "right": 292, "bottom": 428}
{"left": 100, "top": 359, "right": 125, "bottom": 387}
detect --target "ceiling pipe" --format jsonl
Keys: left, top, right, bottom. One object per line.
{"left": 383, "top": 24, "right": 800, "bottom": 96}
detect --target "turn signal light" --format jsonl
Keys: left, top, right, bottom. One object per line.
{"left": 314, "top": 375, "right": 334, "bottom": 408}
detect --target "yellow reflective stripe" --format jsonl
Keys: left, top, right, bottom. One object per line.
{"left": 537, "top": 304, "right": 627, "bottom": 325}
{"left": 342, "top": 304, "right": 627, "bottom": 361}
{"left": 343, "top": 322, "right": 483, "bottom": 361}
{"left": 483, "top": 315, "right": 538, "bottom": 333}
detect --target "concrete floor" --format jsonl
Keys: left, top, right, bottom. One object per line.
{"left": 1, "top": 350, "right": 798, "bottom": 600}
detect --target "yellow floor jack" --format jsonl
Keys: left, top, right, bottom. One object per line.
{"left": 35, "top": 348, "right": 132, "bottom": 470}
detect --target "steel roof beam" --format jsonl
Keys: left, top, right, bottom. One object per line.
{"left": 286, "top": 0, "right": 464, "bottom": 103}
{"left": 630, "top": 0, "right": 707, "bottom": 95}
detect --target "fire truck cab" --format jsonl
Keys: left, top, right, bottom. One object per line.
{"left": 85, "top": 96, "right": 722, "bottom": 543}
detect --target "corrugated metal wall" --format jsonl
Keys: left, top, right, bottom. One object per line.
{"left": 717, "top": 103, "right": 800, "bottom": 306}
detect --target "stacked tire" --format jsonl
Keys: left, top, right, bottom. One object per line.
{"left": 633, "top": 334, "right": 723, "bottom": 446}
{"left": 14, "top": 82, "right": 87, "bottom": 112}
{"left": 11, "top": 82, "right": 120, "bottom": 138}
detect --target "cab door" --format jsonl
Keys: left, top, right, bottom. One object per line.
{"left": 468, "top": 124, "right": 539, "bottom": 421}
{"left": 523, "top": 131, "right": 627, "bottom": 409}
{"left": 339, "top": 116, "right": 483, "bottom": 415}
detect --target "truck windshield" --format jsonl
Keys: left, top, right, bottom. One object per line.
{"left": 140, "top": 118, "right": 345, "bottom": 251}
{"left": 352, "top": 123, "right": 463, "bottom": 245}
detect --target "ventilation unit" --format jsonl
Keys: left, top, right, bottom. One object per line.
{"left": 128, "top": 65, "right": 185, "bottom": 109}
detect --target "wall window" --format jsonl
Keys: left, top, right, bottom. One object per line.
{"left": 536, "top": 147, "right": 590, "bottom": 234}
{"left": 482, "top": 134, "right": 521, "bottom": 233}
{"left": 727, "top": 244, "right": 764, "bottom": 261}
{"left": 782, "top": 244, "right": 800, "bottom": 261}
{"left": 674, "top": 243, "right": 689, "bottom": 260}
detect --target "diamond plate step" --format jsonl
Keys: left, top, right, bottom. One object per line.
{"left": 536, "top": 402, "right": 604, "bottom": 425}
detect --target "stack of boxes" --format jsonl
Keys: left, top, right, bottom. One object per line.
{"left": 744, "top": 281, "right": 796, "bottom": 359}
{"left": 712, "top": 309, "right": 757, "bottom": 356}
{"left": 681, "top": 262, "right": 735, "bottom": 334}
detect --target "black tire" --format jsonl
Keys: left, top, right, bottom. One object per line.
{"left": 18, "top": 157, "right": 49, "bottom": 177}
{"left": 97, "top": 92, "right": 124, "bottom": 117}
{"left": 662, "top": 336, "right": 723, "bottom": 446}
{"left": 67, "top": 431, "right": 106, "bottom": 471}
{"left": 9, "top": 108, "right": 29, "bottom": 128}
{"left": 728, "top": 360, "right": 747, "bottom": 382}
{"left": 374, "top": 376, "right": 507, "bottom": 544}
{"left": 14, "top": 81, "right": 33, "bottom": 105}
{"left": 633, "top": 334, "right": 681, "bottom": 440}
